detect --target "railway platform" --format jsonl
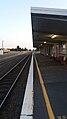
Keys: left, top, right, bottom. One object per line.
{"left": 0, "top": 52, "right": 67, "bottom": 119}
{"left": 33, "top": 53, "right": 67, "bottom": 119}
{"left": 19, "top": 52, "right": 67, "bottom": 119}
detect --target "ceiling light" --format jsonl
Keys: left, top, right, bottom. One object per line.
{"left": 51, "top": 35, "right": 57, "bottom": 39}
{"left": 41, "top": 44, "right": 42, "bottom": 46}
{"left": 44, "top": 41, "right": 46, "bottom": 44}
{"left": 63, "top": 44, "right": 65, "bottom": 49}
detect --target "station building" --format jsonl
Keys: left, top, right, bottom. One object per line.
{"left": 31, "top": 7, "right": 67, "bottom": 62}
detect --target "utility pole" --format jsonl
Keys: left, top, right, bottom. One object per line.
{"left": 2, "top": 40, "right": 4, "bottom": 50}
{"left": 2, "top": 40, "right": 4, "bottom": 54}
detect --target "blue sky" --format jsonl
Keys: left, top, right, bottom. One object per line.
{"left": 0, "top": 0, "right": 67, "bottom": 49}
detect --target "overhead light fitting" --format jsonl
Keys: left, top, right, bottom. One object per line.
{"left": 44, "top": 41, "right": 46, "bottom": 44}
{"left": 51, "top": 35, "right": 57, "bottom": 39}
{"left": 41, "top": 44, "right": 42, "bottom": 46}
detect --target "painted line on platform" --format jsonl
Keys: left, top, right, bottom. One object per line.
{"left": 20, "top": 55, "right": 33, "bottom": 119}
{"left": 35, "top": 55, "right": 55, "bottom": 119}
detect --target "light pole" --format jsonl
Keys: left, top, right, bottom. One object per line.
{"left": 2, "top": 40, "right": 4, "bottom": 54}
{"left": 2, "top": 40, "right": 3, "bottom": 49}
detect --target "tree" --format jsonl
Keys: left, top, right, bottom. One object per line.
{"left": 17, "top": 46, "right": 21, "bottom": 51}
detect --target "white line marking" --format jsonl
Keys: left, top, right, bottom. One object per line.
{"left": 20, "top": 55, "right": 33, "bottom": 119}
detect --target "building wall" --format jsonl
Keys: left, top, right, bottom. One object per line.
{"left": 39, "top": 42, "right": 67, "bottom": 58}
{"left": 40, "top": 45, "right": 49, "bottom": 55}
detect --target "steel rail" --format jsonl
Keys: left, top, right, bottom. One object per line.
{"left": 0, "top": 53, "right": 30, "bottom": 81}
{"left": 0, "top": 54, "right": 22, "bottom": 65}
{"left": 0, "top": 53, "right": 28, "bottom": 65}
{"left": 0, "top": 53, "right": 23, "bottom": 63}
{"left": 0, "top": 53, "right": 31, "bottom": 108}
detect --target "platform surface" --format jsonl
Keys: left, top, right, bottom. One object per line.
{"left": 34, "top": 53, "right": 67, "bottom": 119}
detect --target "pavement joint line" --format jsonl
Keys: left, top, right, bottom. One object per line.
{"left": 20, "top": 54, "right": 33, "bottom": 119}
{"left": 35, "top": 55, "right": 55, "bottom": 119}
{"left": 57, "top": 116, "right": 62, "bottom": 119}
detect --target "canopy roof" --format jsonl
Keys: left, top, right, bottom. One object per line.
{"left": 31, "top": 7, "right": 67, "bottom": 48}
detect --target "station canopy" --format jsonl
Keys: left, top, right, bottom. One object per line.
{"left": 31, "top": 7, "right": 67, "bottom": 48}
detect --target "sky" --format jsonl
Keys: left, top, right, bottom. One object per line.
{"left": 0, "top": 0, "right": 67, "bottom": 49}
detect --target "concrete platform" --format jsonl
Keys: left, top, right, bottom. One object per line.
{"left": 34, "top": 53, "right": 67, "bottom": 118}
{"left": 20, "top": 55, "right": 33, "bottom": 119}
{"left": 33, "top": 59, "right": 49, "bottom": 119}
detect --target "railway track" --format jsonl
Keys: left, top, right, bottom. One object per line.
{"left": 0, "top": 53, "right": 31, "bottom": 109}
{"left": 0, "top": 53, "right": 30, "bottom": 78}
{"left": 0, "top": 53, "right": 27, "bottom": 65}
